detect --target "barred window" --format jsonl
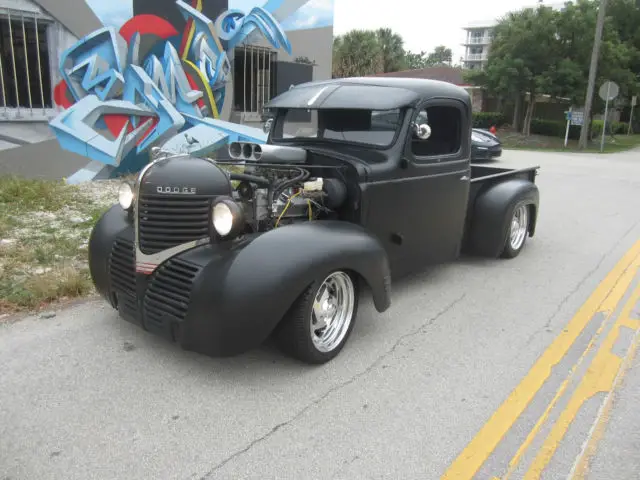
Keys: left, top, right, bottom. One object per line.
{"left": 0, "top": 10, "right": 52, "bottom": 111}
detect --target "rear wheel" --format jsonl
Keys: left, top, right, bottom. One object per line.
{"left": 501, "top": 203, "right": 529, "bottom": 258}
{"left": 275, "top": 270, "right": 359, "bottom": 364}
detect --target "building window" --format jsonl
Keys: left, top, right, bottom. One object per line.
{"left": 233, "top": 45, "right": 276, "bottom": 114}
{"left": 0, "top": 11, "right": 52, "bottom": 112}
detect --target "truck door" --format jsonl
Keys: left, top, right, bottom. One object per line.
{"left": 388, "top": 100, "right": 471, "bottom": 275}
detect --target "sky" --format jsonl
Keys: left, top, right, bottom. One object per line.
{"left": 332, "top": 0, "right": 564, "bottom": 62}
{"left": 85, "top": 0, "right": 559, "bottom": 60}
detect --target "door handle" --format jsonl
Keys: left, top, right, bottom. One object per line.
{"left": 460, "top": 175, "right": 469, "bottom": 181}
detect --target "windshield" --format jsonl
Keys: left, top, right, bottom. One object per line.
{"left": 271, "top": 107, "right": 404, "bottom": 148}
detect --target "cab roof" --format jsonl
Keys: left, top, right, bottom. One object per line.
{"left": 266, "top": 77, "right": 471, "bottom": 111}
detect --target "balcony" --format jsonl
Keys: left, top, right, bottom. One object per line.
{"left": 465, "top": 53, "right": 488, "bottom": 62}
{"left": 464, "top": 36, "right": 492, "bottom": 45}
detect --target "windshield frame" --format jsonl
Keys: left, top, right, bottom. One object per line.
{"left": 269, "top": 107, "right": 408, "bottom": 151}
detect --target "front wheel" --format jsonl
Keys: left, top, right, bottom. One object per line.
{"left": 501, "top": 203, "right": 529, "bottom": 259}
{"left": 275, "top": 270, "right": 359, "bottom": 364}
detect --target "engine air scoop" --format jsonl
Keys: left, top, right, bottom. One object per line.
{"left": 228, "top": 142, "right": 307, "bottom": 164}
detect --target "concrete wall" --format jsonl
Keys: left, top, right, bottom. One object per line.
{"left": 0, "top": 139, "right": 90, "bottom": 179}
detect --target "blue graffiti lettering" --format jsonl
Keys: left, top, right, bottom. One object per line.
{"left": 50, "top": 0, "right": 294, "bottom": 183}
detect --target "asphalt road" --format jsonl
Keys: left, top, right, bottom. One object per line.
{"left": 1, "top": 148, "right": 640, "bottom": 480}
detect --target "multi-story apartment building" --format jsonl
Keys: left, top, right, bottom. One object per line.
{"left": 461, "top": 1, "right": 566, "bottom": 70}
{"left": 460, "top": 20, "right": 494, "bottom": 71}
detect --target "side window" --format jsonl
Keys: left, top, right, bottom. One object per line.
{"left": 411, "top": 105, "right": 462, "bottom": 159}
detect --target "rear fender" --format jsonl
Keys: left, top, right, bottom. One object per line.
{"left": 468, "top": 179, "right": 539, "bottom": 257}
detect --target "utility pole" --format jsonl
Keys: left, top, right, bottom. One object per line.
{"left": 578, "top": 0, "right": 609, "bottom": 150}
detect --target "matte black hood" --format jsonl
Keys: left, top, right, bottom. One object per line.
{"left": 140, "top": 156, "right": 233, "bottom": 197}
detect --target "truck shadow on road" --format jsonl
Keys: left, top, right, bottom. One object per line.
{"left": 101, "top": 253, "right": 514, "bottom": 382}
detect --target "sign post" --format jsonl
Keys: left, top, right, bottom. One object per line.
{"left": 598, "top": 80, "right": 619, "bottom": 152}
{"left": 629, "top": 95, "right": 637, "bottom": 135}
{"left": 564, "top": 107, "right": 572, "bottom": 147}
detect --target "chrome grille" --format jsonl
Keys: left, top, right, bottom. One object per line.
{"left": 137, "top": 193, "right": 211, "bottom": 254}
{"left": 143, "top": 258, "right": 201, "bottom": 327}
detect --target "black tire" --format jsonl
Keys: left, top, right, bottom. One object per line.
{"left": 501, "top": 202, "right": 529, "bottom": 259}
{"left": 275, "top": 270, "right": 359, "bottom": 365}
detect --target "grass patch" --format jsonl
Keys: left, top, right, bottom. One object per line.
{"left": 499, "top": 131, "right": 640, "bottom": 153}
{"left": 0, "top": 175, "right": 118, "bottom": 313}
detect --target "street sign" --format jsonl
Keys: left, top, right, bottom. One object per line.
{"left": 599, "top": 81, "right": 619, "bottom": 153}
{"left": 632, "top": 95, "right": 637, "bottom": 107}
{"left": 570, "top": 110, "right": 584, "bottom": 126}
{"left": 599, "top": 81, "right": 619, "bottom": 102}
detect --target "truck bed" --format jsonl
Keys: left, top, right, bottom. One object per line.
{"left": 468, "top": 163, "right": 539, "bottom": 208}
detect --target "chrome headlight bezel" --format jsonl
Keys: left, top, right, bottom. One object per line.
{"left": 210, "top": 196, "right": 244, "bottom": 240}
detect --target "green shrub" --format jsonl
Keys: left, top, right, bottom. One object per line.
{"left": 528, "top": 117, "right": 626, "bottom": 140}
{"left": 472, "top": 112, "right": 507, "bottom": 129}
{"left": 529, "top": 118, "right": 579, "bottom": 139}
{"left": 590, "top": 119, "right": 626, "bottom": 138}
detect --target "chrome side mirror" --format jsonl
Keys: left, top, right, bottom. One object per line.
{"left": 263, "top": 118, "right": 273, "bottom": 134}
{"left": 412, "top": 122, "right": 431, "bottom": 140}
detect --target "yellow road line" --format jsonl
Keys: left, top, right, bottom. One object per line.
{"left": 500, "top": 305, "right": 613, "bottom": 480}
{"left": 441, "top": 239, "right": 640, "bottom": 480}
{"left": 569, "top": 320, "right": 640, "bottom": 480}
{"left": 523, "top": 285, "right": 640, "bottom": 479}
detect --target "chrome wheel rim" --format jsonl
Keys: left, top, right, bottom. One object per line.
{"left": 509, "top": 205, "right": 528, "bottom": 250}
{"left": 310, "top": 272, "right": 355, "bottom": 353}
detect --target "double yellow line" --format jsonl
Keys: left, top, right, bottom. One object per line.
{"left": 442, "top": 239, "right": 640, "bottom": 480}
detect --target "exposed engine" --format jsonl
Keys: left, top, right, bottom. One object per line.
{"left": 224, "top": 141, "right": 348, "bottom": 232}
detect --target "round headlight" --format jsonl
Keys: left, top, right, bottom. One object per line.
{"left": 118, "top": 182, "right": 134, "bottom": 210}
{"left": 211, "top": 197, "right": 244, "bottom": 238}
{"left": 212, "top": 202, "right": 234, "bottom": 236}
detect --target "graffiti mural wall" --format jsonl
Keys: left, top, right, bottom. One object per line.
{"left": 48, "top": 0, "right": 334, "bottom": 183}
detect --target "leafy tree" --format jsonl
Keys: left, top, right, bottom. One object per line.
{"left": 332, "top": 30, "right": 383, "bottom": 77}
{"left": 375, "top": 28, "right": 407, "bottom": 73}
{"left": 553, "top": 0, "right": 637, "bottom": 137}
{"left": 404, "top": 51, "right": 429, "bottom": 69}
{"left": 332, "top": 28, "right": 457, "bottom": 77}
{"left": 426, "top": 46, "right": 453, "bottom": 66}
{"left": 468, "top": 0, "right": 640, "bottom": 137}
{"left": 471, "top": 5, "right": 562, "bottom": 135}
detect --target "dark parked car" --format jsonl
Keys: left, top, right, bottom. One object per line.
{"left": 89, "top": 77, "right": 540, "bottom": 365}
{"left": 471, "top": 128, "right": 502, "bottom": 161}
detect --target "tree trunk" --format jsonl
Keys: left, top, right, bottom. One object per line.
{"left": 523, "top": 94, "right": 536, "bottom": 136}
{"left": 512, "top": 95, "right": 523, "bottom": 131}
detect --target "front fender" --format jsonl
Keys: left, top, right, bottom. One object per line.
{"left": 88, "top": 203, "right": 131, "bottom": 304}
{"left": 224, "top": 220, "right": 391, "bottom": 316}
{"left": 468, "top": 179, "right": 540, "bottom": 257}
{"left": 184, "top": 220, "right": 391, "bottom": 355}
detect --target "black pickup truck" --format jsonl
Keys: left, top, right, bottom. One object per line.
{"left": 88, "top": 77, "right": 540, "bottom": 365}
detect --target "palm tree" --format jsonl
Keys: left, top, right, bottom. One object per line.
{"left": 375, "top": 28, "right": 407, "bottom": 73}
{"left": 332, "top": 30, "right": 384, "bottom": 77}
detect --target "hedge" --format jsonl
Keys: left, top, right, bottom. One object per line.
{"left": 472, "top": 112, "right": 507, "bottom": 129}
{"left": 529, "top": 118, "right": 627, "bottom": 139}
{"left": 472, "top": 112, "right": 628, "bottom": 138}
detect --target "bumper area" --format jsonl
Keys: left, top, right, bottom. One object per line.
{"left": 89, "top": 206, "right": 276, "bottom": 357}
{"left": 472, "top": 144, "right": 502, "bottom": 161}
